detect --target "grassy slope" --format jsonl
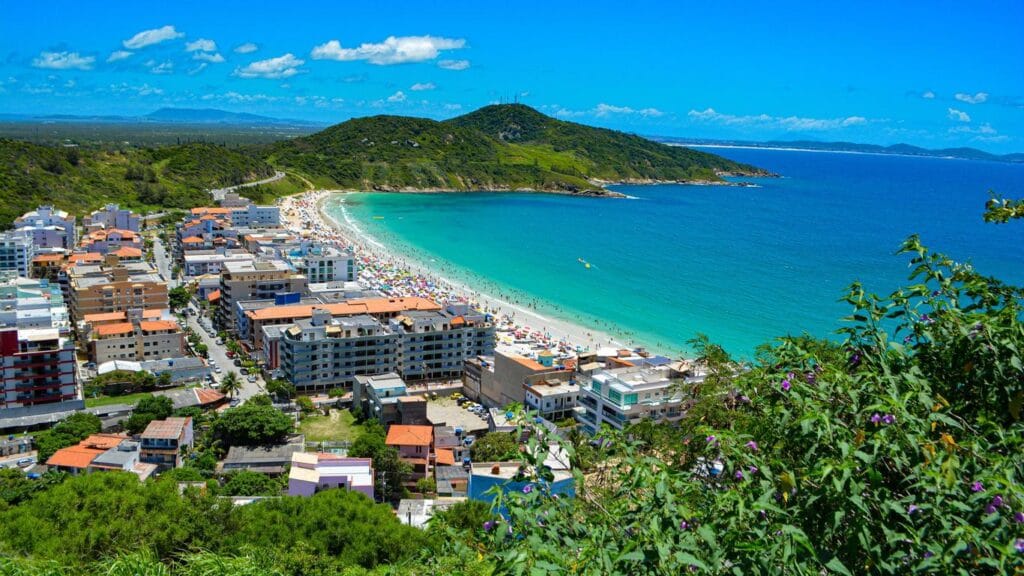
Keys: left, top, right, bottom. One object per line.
{"left": 0, "top": 140, "right": 274, "bottom": 228}
{"left": 266, "top": 104, "right": 766, "bottom": 193}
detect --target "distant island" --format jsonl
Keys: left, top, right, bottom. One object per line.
{"left": 653, "top": 136, "right": 1024, "bottom": 164}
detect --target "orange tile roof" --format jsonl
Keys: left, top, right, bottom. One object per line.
{"left": 142, "top": 309, "right": 163, "bottom": 319}
{"left": 435, "top": 448, "right": 455, "bottom": 466}
{"left": 83, "top": 311, "right": 126, "bottom": 323}
{"left": 81, "top": 434, "right": 128, "bottom": 450}
{"left": 562, "top": 358, "right": 578, "bottom": 371}
{"left": 141, "top": 417, "right": 190, "bottom": 439}
{"left": 247, "top": 297, "right": 441, "bottom": 322}
{"left": 386, "top": 425, "right": 433, "bottom": 447}
{"left": 32, "top": 253, "right": 65, "bottom": 263}
{"left": 191, "top": 207, "right": 231, "bottom": 215}
{"left": 140, "top": 320, "right": 179, "bottom": 332}
{"left": 95, "top": 322, "right": 134, "bottom": 336}
{"left": 46, "top": 434, "right": 128, "bottom": 469}
{"left": 607, "top": 357, "right": 635, "bottom": 368}
{"left": 68, "top": 252, "right": 103, "bottom": 263}
{"left": 207, "top": 289, "right": 221, "bottom": 302}
{"left": 509, "top": 354, "right": 547, "bottom": 372}
{"left": 181, "top": 236, "right": 204, "bottom": 244}
{"left": 195, "top": 388, "right": 226, "bottom": 405}
{"left": 112, "top": 247, "right": 142, "bottom": 257}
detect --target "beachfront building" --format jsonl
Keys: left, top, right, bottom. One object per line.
{"left": 278, "top": 309, "right": 398, "bottom": 392}
{"left": 246, "top": 296, "right": 440, "bottom": 349}
{"left": 292, "top": 245, "right": 356, "bottom": 284}
{"left": 82, "top": 204, "right": 141, "bottom": 233}
{"left": 139, "top": 417, "right": 194, "bottom": 470}
{"left": 385, "top": 424, "right": 433, "bottom": 481}
{"left": 288, "top": 452, "right": 374, "bottom": 498}
{"left": 80, "top": 308, "right": 185, "bottom": 364}
{"left": 523, "top": 371, "right": 581, "bottom": 421}
{"left": 227, "top": 203, "right": 281, "bottom": 228}
{"left": 389, "top": 304, "right": 495, "bottom": 382}
{"left": 0, "top": 230, "right": 36, "bottom": 277}
{"left": 13, "top": 206, "right": 76, "bottom": 251}
{"left": 469, "top": 350, "right": 561, "bottom": 408}
{"left": 78, "top": 229, "right": 143, "bottom": 256}
{"left": 216, "top": 259, "right": 306, "bottom": 330}
{"left": 66, "top": 259, "right": 168, "bottom": 321}
{"left": 577, "top": 367, "right": 683, "bottom": 434}
{"left": 0, "top": 326, "right": 77, "bottom": 411}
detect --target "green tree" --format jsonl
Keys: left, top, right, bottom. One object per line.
{"left": 266, "top": 379, "right": 296, "bottom": 400}
{"left": 211, "top": 402, "right": 293, "bottom": 447}
{"left": 124, "top": 395, "right": 175, "bottom": 435}
{"left": 219, "top": 372, "right": 242, "bottom": 399}
{"left": 348, "top": 422, "right": 410, "bottom": 502}
{"left": 220, "top": 470, "right": 282, "bottom": 497}
{"left": 470, "top": 431, "right": 519, "bottom": 462}
{"left": 168, "top": 286, "right": 192, "bottom": 311}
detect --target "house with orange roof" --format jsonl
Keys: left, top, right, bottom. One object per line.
{"left": 386, "top": 424, "right": 434, "bottom": 480}
{"left": 46, "top": 433, "right": 157, "bottom": 481}
{"left": 82, "top": 307, "right": 185, "bottom": 364}
{"left": 78, "top": 228, "right": 143, "bottom": 255}
{"left": 30, "top": 253, "right": 66, "bottom": 281}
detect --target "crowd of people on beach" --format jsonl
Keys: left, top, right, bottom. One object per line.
{"left": 279, "top": 191, "right": 622, "bottom": 357}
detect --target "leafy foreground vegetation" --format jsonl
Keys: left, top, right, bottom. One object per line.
{"left": 267, "top": 104, "right": 768, "bottom": 194}
{"left": 0, "top": 139, "right": 273, "bottom": 227}
{"left": 1, "top": 199, "right": 1022, "bottom": 575}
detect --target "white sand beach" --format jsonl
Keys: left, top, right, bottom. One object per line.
{"left": 278, "top": 190, "right": 633, "bottom": 359}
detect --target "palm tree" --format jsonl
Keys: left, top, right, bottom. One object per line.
{"left": 220, "top": 371, "right": 242, "bottom": 399}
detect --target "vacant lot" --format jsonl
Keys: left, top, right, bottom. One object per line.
{"left": 298, "top": 409, "right": 365, "bottom": 442}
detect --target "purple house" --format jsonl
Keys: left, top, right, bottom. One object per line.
{"left": 287, "top": 452, "right": 374, "bottom": 498}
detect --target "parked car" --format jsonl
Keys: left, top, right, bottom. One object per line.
{"left": 247, "top": 375, "right": 257, "bottom": 383}
{"left": 16, "top": 457, "right": 35, "bottom": 467}
{"left": 215, "top": 338, "right": 223, "bottom": 345}
{"left": 233, "top": 359, "right": 243, "bottom": 367}
{"left": 226, "top": 350, "right": 235, "bottom": 358}
{"left": 229, "top": 398, "right": 241, "bottom": 407}
{"left": 213, "top": 366, "right": 222, "bottom": 373}
{"left": 239, "top": 367, "right": 249, "bottom": 376}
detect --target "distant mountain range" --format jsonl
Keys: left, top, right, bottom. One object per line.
{"left": 0, "top": 108, "right": 324, "bottom": 127}
{"left": 653, "top": 137, "right": 1024, "bottom": 164}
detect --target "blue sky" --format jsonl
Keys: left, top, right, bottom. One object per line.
{"left": 1, "top": 0, "right": 1022, "bottom": 152}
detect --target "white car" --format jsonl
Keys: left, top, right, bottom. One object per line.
{"left": 213, "top": 366, "right": 222, "bottom": 373}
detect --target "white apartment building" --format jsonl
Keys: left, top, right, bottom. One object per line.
{"left": 577, "top": 367, "right": 683, "bottom": 434}
{"left": 389, "top": 304, "right": 495, "bottom": 381}
{"left": 0, "top": 231, "right": 36, "bottom": 277}
{"left": 13, "top": 205, "right": 76, "bottom": 250}
{"left": 82, "top": 204, "right": 141, "bottom": 233}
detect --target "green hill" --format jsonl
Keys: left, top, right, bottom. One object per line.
{"left": 266, "top": 104, "right": 768, "bottom": 194}
{"left": 0, "top": 140, "right": 274, "bottom": 228}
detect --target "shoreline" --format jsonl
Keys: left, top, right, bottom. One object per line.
{"left": 279, "top": 190, "right": 645, "bottom": 362}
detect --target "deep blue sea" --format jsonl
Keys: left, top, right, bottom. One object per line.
{"left": 330, "top": 148, "right": 1024, "bottom": 357}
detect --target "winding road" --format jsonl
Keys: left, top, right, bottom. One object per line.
{"left": 210, "top": 171, "right": 286, "bottom": 202}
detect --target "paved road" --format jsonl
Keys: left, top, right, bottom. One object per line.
{"left": 210, "top": 171, "right": 286, "bottom": 202}
{"left": 183, "top": 310, "right": 264, "bottom": 401}
{"left": 152, "top": 235, "right": 179, "bottom": 289}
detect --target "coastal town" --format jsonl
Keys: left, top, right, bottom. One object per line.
{"left": 0, "top": 183, "right": 704, "bottom": 521}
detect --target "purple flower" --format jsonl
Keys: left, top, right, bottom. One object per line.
{"left": 1013, "top": 511, "right": 1024, "bottom": 524}
{"left": 921, "top": 313, "right": 933, "bottom": 324}
{"left": 923, "top": 551, "right": 934, "bottom": 559}
{"left": 786, "top": 372, "right": 795, "bottom": 380}
{"left": 1016, "top": 538, "right": 1024, "bottom": 554}
{"left": 745, "top": 440, "right": 759, "bottom": 452}
{"left": 483, "top": 520, "right": 495, "bottom": 532}
{"left": 781, "top": 379, "right": 791, "bottom": 392}
{"left": 739, "top": 395, "right": 751, "bottom": 404}
{"left": 932, "top": 290, "right": 941, "bottom": 297}
{"left": 992, "top": 495, "right": 1004, "bottom": 508}
{"left": 679, "top": 520, "right": 689, "bottom": 530}
{"left": 748, "top": 465, "right": 759, "bottom": 475}
{"left": 971, "top": 481, "right": 984, "bottom": 493}
{"left": 805, "top": 371, "right": 816, "bottom": 384}
{"left": 735, "top": 469, "right": 745, "bottom": 480}
{"left": 882, "top": 414, "right": 896, "bottom": 425}
{"left": 908, "top": 504, "right": 919, "bottom": 515}
{"left": 522, "top": 484, "right": 534, "bottom": 495}
{"left": 903, "top": 335, "right": 912, "bottom": 344}
{"left": 706, "top": 435, "right": 716, "bottom": 443}
{"left": 849, "top": 353, "right": 861, "bottom": 367}
{"left": 870, "top": 413, "right": 882, "bottom": 424}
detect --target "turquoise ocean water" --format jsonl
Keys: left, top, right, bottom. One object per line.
{"left": 327, "top": 148, "right": 1024, "bottom": 357}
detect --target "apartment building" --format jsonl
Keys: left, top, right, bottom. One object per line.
{"left": 81, "top": 308, "right": 185, "bottom": 364}
{"left": 0, "top": 275, "right": 70, "bottom": 332}
{"left": 523, "top": 371, "right": 581, "bottom": 421}
{"left": 288, "top": 452, "right": 374, "bottom": 498}
{"left": 577, "top": 367, "right": 683, "bottom": 434}
{"left": 0, "top": 230, "right": 36, "bottom": 277}
{"left": 139, "top": 417, "right": 194, "bottom": 470}
{"left": 182, "top": 250, "right": 254, "bottom": 278}
{"left": 78, "top": 229, "right": 144, "bottom": 256}
{"left": 67, "top": 260, "right": 168, "bottom": 321}
{"left": 352, "top": 372, "right": 408, "bottom": 425}
{"left": 279, "top": 310, "right": 398, "bottom": 392}
{"left": 13, "top": 205, "right": 76, "bottom": 250}
{"left": 389, "top": 304, "right": 495, "bottom": 381}
{"left": 0, "top": 326, "right": 77, "bottom": 410}
{"left": 82, "top": 204, "right": 141, "bottom": 233}
{"left": 216, "top": 259, "right": 306, "bottom": 330}
{"left": 292, "top": 245, "right": 356, "bottom": 283}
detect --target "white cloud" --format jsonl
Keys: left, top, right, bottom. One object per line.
{"left": 201, "top": 91, "right": 281, "bottom": 103}
{"left": 146, "top": 60, "right": 174, "bottom": 75}
{"left": 123, "top": 25, "right": 184, "bottom": 49}
{"left": 437, "top": 59, "right": 470, "bottom": 70}
{"left": 234, "top": 42, "right": 258, "bottom": 54}
{"left": 193, "top": 52, "right": 225, "bottom": 63}
{"left": 107, "top": 50, "right": 133, "bottom": 63}
{"left": 109, "top": 82, "right": 163, "bottom": 96}
{"left": 386, "top": 90, "right": 407, "bottom": 102}
{"left": 595, "top": 103, "right": 664, "bottom": 118}
{"left": 311, "top": 35, "right": 464, "bottom": 65}
{"left": 410, "top": 82, "right": 435, "bottom": 91}
{"left": 947, "top": 107, "right": 971, "bottom": 122}
{"left": 32, "top": 51, "right": 95, "bottom": 70}
{"left": 921, "top": 90, "right": 935, "bottom": 99}
{"left": 188, "top": 63, "right": 208, "bottom": 75}
{"left": 444, "top": 103, "right": 463, "bottom": 111}
{"left": 233, "top": 53, "right": 304, "bottom": 79}
{"left": 950, "top": 122, "right": 1006, "bottom": 142}
{"left": 63, "top": 79, "right": 76, "bottom": 89}
{"left": 185, "top": 38, "right": 217, "bottom": 52}
{"left": 688, "top": 108, "right": 870, "bottom": 131}
{"left": 954, "top": 92, "right": 988, "bottom": 104}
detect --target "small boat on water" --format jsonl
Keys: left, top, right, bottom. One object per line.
{"left": 578, "top": 257, "right": 592, "bottom": 269}
{"left": 373, "top": 216, "right": 385, "bottom": 220}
